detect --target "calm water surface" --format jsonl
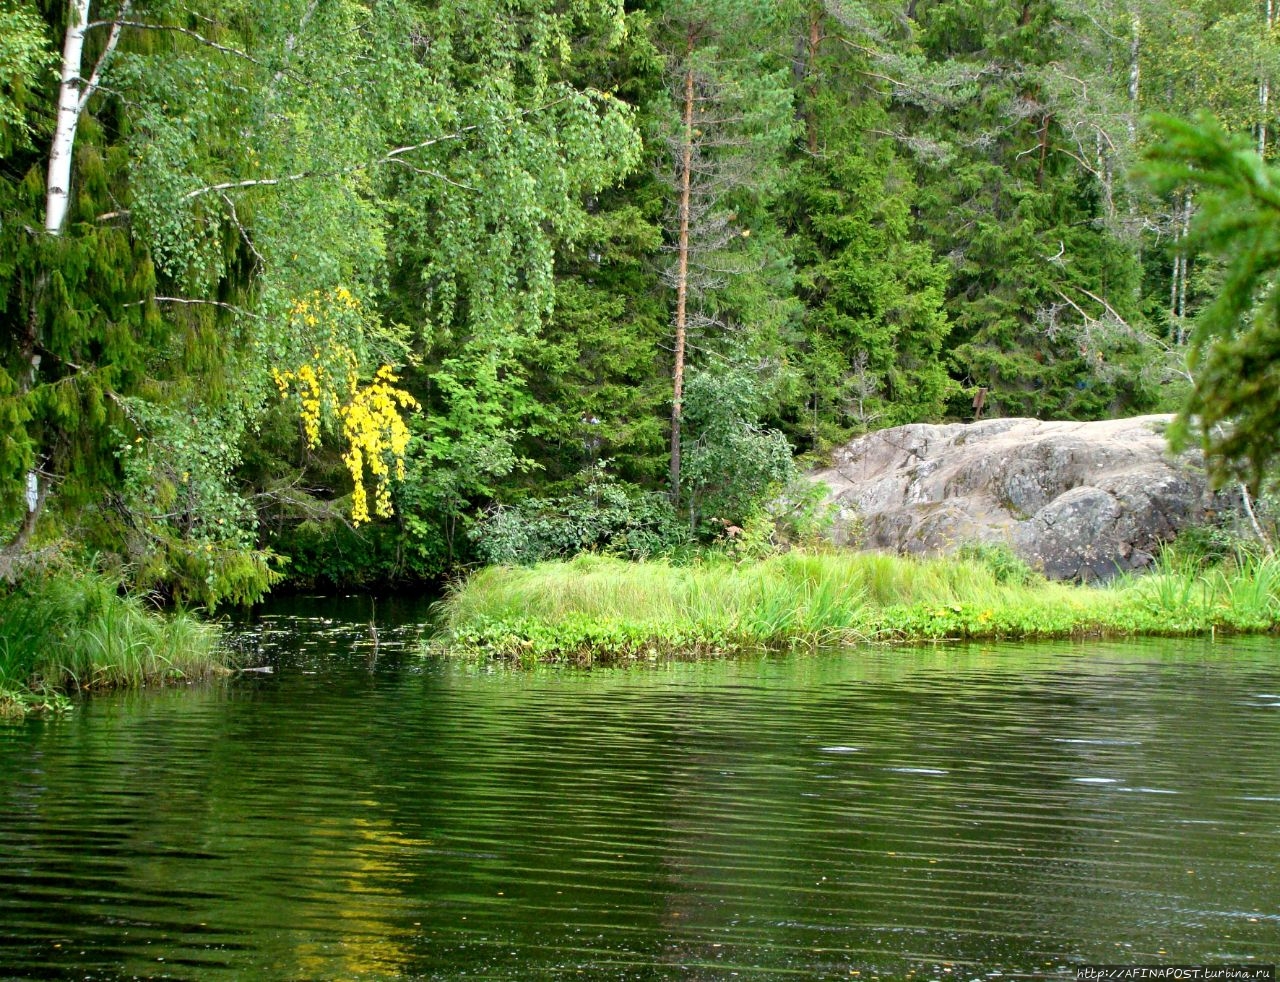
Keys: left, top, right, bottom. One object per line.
{"left": 1, "top": 595, "right": 1279, "bottom": 980}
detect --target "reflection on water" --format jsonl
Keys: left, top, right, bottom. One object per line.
{"left": 1, "top": 597, "right": 1278, "bottom": 980}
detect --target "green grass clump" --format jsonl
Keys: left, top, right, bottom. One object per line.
{"left": 0, "top": 570, "right": 224, "bottom": 717}
{"left": 426, "top": 550, "right": 1280, "bottom": 665}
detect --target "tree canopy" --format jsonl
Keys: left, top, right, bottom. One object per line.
{"left": 2, "top": 0, "right": 1277, "bottom": 594}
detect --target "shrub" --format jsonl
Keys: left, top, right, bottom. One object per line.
{"left": 470, "top": 476, "right": 689, "bottom": 566}
{"left": 954, "top": 542, "right": 1038, "bottom": 586}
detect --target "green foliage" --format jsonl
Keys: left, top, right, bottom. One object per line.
{"left": 906, "top": 0, "right": 1163, "bottom": 420}
{"left": 1164, "top": 507, "right": 1278, "bottom": 569}
{"left": 954, "top": 542, "right": 1039, "bottom": 586}
{"left": 95, "top": 398, "right": 283, "bottom": 609}
{"left": 470, "top": 472, "right": 689, "bottom": 566}
{"left": 429, "top": 549, "right": 1280, "bottom": 664}
{"left": 0, "top": 565, "right": 223, "bottom": 716}
{"left": 385, "top": 0, "right": 642, "bottom": 529}
{"left": 532, "top": 192, "right": 670, "bottom": 486}
{"left": 1144, "top": 114, "right": 1280, "bottom": 491}
{"left": 0, "top": 3, "right": 52, "bottom": 154}
{"left": 2, "top": 0, "right": 643, "bottom": 595}
{"left": 680, "top": 365, "right": 797, "bottom": 527}
{"left": 784, "top": 32, "right": 954, "bottom": 448}
{"left": 4, "top": 0, "right": 1279, "bottom": 601}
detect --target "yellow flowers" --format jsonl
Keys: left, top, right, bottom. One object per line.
{"left": 273, "top": 289, "right": 420, "bottom": 526}
{"left": 272, "top": 362, "right": 327, "bottom": 449}
{"left": 337, "top": 366, "right": 418, "bottom": 524}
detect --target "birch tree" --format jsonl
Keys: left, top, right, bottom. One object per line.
{"left": 1, "top": 0, "right": 640, "bottom": 597}
{"left": 1145, "top": 114, "right": 1280, "bottom": 493}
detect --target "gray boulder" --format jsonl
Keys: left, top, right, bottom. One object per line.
{"left": 810, "top": 415, "right": 1232, "bottom": 581}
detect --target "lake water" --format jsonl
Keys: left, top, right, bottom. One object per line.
{"left": 2, "top": 595, "right": 1278, "bottom": 980}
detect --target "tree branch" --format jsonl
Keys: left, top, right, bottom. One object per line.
{"left": 124, "top": 296, "right": 263, "bottom": 319}
{"left": 183, "top": 97, "right": 572, "bottom": 201}
{"left": 78, "top": 2, "right": 132, "bottom": 114}
{"left": 221, "top": 192, "right": 266, "bottom": 268}
{"left": 87, "top": 18, "right": 260, "bottom": 65}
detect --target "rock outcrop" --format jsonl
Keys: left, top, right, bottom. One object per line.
{"left": 811, "top": 415, "right": 1233, "bottom": 581}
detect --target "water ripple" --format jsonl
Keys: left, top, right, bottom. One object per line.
{"left": 2, "top": 624, "right": 1278, "bottom": 979}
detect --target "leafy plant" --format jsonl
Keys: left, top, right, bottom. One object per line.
{"left": 470, "top": 473, "right": 689, "bottom": 566}
{"left": 955, "top": 542, "right": 1039, "bottom": 586}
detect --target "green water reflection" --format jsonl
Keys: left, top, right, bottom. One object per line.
{"left": 1, "top": 602, "right": 1278, "bottom": 980}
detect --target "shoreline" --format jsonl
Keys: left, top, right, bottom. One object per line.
{"left": 0, "top": 570, "right": 227, "bottom": 718}
{"left": 425, "top": 551, "right": 1280, "bottom": 666}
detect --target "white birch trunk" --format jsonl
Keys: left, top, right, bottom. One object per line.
{"left": 1128, "top": 6, "right": 1141, "bottom": 145}
{"left": 1262, "top": 0, "right": 1274, "bottom": 158}
{"left": 670, "top": 52, "right": 694, "bottom": 501}
{"left": 1176, "top": 190, "right": 1192, "bottom": 340}
{"left": 46, "top": 0, "right": 92, "bottom": 235}
{"left": 45, "top": 0, "right": 129, "bottom": 235}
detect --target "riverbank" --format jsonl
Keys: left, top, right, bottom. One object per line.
{"left": 0, "top": 570, "right": 226, "bottom": 717}
{"left": 427, "top": 550, "right": 1280, "bottom": 664}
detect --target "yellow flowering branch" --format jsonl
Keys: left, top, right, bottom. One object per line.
{"left": 271, "top": 290, "right": 420, "bottom": 525}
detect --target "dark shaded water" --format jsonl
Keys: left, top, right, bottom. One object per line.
{"left": 2, "top": 596, "right": 1279, "bottom": 981}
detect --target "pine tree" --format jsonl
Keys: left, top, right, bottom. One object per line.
{"left": 907, "top": 0, "right": 1157, "bottom": 420}
{"left": 649, "top": 0, "right": 798, "bottom": 499}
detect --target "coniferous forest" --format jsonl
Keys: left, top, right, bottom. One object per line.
{"left": 3, "top": 0, "right": 1280, "bottom": 606}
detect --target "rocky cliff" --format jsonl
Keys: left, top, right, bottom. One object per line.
{"left": 811, "top": 415, "right": 1233, "bottom": 581}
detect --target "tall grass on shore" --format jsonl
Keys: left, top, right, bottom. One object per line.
{"left": 0, "top": 571, "right": 224, "bottom": 716}
{"left": 427, "top": 550, "right": 1280, "bottom": 665}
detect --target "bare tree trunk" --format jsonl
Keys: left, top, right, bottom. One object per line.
{"left": 1170, "top": 190, "right": 1193, "bottom": 343}
{"left": 1128, "top": 5, "right": 1140, "bottom": 146}
{"left": 1036, "top": 112, "right": 1051, "bottom": 187}
{"left": 45, "top": 0, "right": 92, "bottom": 235}
{"left": 47, "top": 0, "right": 127, "bottom": 233}
{"left": 1127, "top": 3, "right": 1143, "bottom": 302}
{"left": 1261, "top": 0, "right": 1274, "bottom": 158}
{"left": 1, "top": 473, "right": 49, "bottom": 577}
{"left": 806, "top": 3, "right": 823, "bottom": 155}
{"left": 1178, "top": 190, "right": 1191, "bottom": 328}
{"left": 669, "top": 37, "right": 695, "bottom": 501}
{"left": 1239, "top": 481, "right": 1275, "bottom": 557}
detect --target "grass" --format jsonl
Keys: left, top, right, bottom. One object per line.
{"left": 0, "top": 569, "right": 225, "bottom": 717}
{"left": 426, "top": 549, "right": 1280, "bottom": 666}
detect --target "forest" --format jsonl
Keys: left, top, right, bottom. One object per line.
{"left": 3, "top": 0, "right": 1280, "bottom": 609}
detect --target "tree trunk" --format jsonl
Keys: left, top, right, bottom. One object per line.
{"left": 0, "top": 475, "right": 48, "bottom": 579}
{"left": 1261, "top": 0, "right": 1274, "bottom": 158}
{"left": 1036, "top": 112, "right": 1051, "bottom": 187}
{"left": 46, "top": 0, "right": 92, "bottom": 236}
{"left": 1171, "top": 190, "right": 1193, "bottom": 342}
{"left": 17, "top": 0, "right": 125, "bottom": 554}
{"left": 14, "top": 0, "right": 98, "bottom": 555}
{"left": 805, "top": 4, "right": 823, "bottom": 155}
{"left": 669, "top": 37, "right": 695, "bottom": 501}
{"left": 1127, "top": 5, "right": 1140, "bottom": 145}
{"left": 1178, "top": 190, "right": 1191, "bottom": 325}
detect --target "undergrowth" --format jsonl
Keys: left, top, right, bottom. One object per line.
{"left": 0, "top": 569, "right": 224, "bottom": 717}
{"left": 426, "top": 550, "right": 1280, "bottom": 665}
